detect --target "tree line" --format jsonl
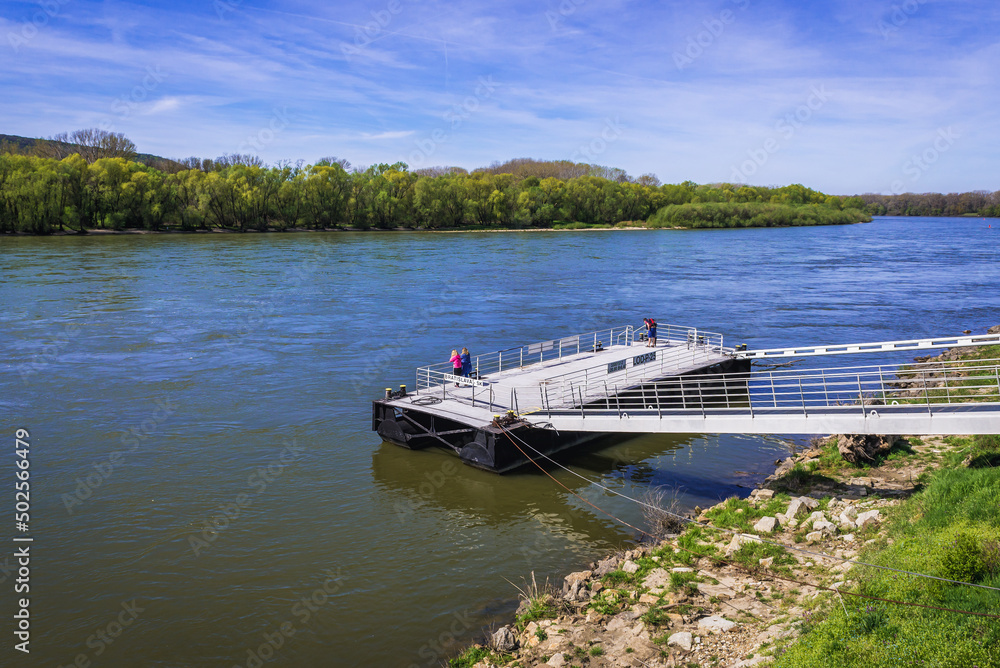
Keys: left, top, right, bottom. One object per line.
{"left": 859, "top": 191, "right": 1000, "bottom": 218}
{"left": 0, "top": 129, "right": 879, "bottom": 234}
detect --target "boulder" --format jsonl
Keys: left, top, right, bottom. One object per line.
{"left": 807, "top": 510, "right": 827, "bottom": 525}
{"left": 758, "top": 556, "right": 774, "bottom": 568}
{"left": 547, "top": 653, "right": 566, "bottom": 667}
{"left": 621, "top": 560, "right": 640, "bottom": 574}
{"left": 785, "top": 498, "right": 809, "bottom": 519}
{"left": 805, "top": 531, "right": 823, "bottom": 544}
{"left": 492, "top": 626, "right": 517, "bottom": 652}
{"left": 838, "top": 506, "right": 858, "bottom": 525}
{"left": 814, "top": 520, "right": 837, "bottom": 534}
{"left": 593, "top": 556, "right": 621, "bottom": 577}
{"left": 725, "top": 533, "right": 761, "bottom": 557}
{"left": 563, "top": 570, "right": 592, "bottom": 601}
{"left": 753, "top": 516, "right": 778, "bottom": 533}
{"left": 698, "top": 615, "right": 737, "bottom": 633}
{"left": 856, "top": 509, "right": 881, "bottom": 528}
{"left": 667, "top": 631, "right": 693, "bottom": 651}
{"left": 837, "top": 434, "right": 896, "bottom": 464}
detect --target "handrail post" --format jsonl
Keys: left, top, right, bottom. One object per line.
{"left": 578, "top": 387, "right": 585, "bottom": 419}
{"left": 615, "top": 384, "right": 621, "bottom": 417}
{"left": 520, "top": 348, "right": 523, "bottom": 368}
{"left": 858, "top": 374, "right": 866, "bottom": 416}
{"left": 799, "top": 378, "right": 807, "bottom": 417}
{"left": 697, "top": 380, "right": 705, "bottom": 418}
{"left": 995, "top": 366, "right": 1000, "bottom": 401}
{"left": 770, "top": 372, "right": 777, "bottom": 407}
{"left": 499, "top": 351, "right": 502, "bottom": 373}
{"left": 943, "top": 367, "right": 951, "bottom": 403}
{"left": 922, "top": 373, "right": 931, "bottom": 414}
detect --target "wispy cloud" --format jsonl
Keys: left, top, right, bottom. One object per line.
{"left": 0, "top": 0, "right": 997, "bottom": 193}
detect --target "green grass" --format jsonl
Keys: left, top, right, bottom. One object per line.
{"left": 773, "top": 461, "right": 1000, "bottom": 668}
{"left": 702, "top": 494, "right": 792, "bottom": 533}
{"left": 730, "top": 541, "right": 798, "bottom": 576}
{"left": 449, "top": 647, "right": 504, "bottom": 667}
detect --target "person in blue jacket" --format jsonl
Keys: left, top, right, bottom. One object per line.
{"left": 460, "top": 347, "right": 472, "bottom": 378}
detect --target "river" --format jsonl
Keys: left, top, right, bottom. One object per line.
{"left": 1, "top": 216, "right": 998, "bottom": 666}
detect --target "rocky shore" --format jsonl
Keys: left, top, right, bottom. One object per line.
{"left": 459, "top": 336, "right": 999, "bottom": 668}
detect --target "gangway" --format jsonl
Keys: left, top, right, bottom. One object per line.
{"left": 372, "top": 325, "right": 1000, "bottom": 472}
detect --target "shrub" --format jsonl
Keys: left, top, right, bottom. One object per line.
{"left": 941, "top": 533, "right": 986, "bottom": 583}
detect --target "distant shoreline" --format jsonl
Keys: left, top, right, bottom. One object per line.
{"left": 1, "top": 222, "right": 885, "bottom": 237}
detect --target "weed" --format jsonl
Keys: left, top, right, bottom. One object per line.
{"left": 850, "top": 602, "right": 889, "bottom": 635}
{"left": 535, "top": 628, "right": 548, "bottom": 642}
{"left": 941, "top": 533, "right": 987, "bottom": 583}
{"left": 589, "top": 646, "right": 604, "bottom": 656}
{"left": 509, "top": 572, "right": 559, "bottom": 631}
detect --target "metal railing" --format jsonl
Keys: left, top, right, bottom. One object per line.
{"left": 414, "top": 323, "right": 726, "bottom": 393}
{"left": 417, "top": 357, "right": 1000, "bottom": 419}
{"left": 534, "top": 357, "right": 1000, "bottom": 419}
{"left": 415, "top": 325, "right": 635, "bottom": 391}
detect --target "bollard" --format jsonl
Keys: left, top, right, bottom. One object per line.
{"left": 399, "top": 384, "right": 407, "bottom": 397}
{"left": 385, "top": 388, "right": 392, "bottom": 399}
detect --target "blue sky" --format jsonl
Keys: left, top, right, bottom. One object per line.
{"left": 2, "top": 0, "right": 998, "bottom": 194}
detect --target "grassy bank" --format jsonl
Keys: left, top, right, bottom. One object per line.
{"left": 773, "top": 434, "right": 1000, "bottom": 668}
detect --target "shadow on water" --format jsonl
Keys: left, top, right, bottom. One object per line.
{"left": 371, "top": 429, "right": 791, "bottom": 527}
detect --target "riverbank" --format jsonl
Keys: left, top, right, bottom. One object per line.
{"left": 451, "top": 338, "right": 1000, "bottom": 668}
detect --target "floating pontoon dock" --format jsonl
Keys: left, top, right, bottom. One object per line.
{"left": 372, "top": 326, "right": 1000, "bottom": 473}
{"left": 371, "top": 324, "right": 747, "bottom": 472}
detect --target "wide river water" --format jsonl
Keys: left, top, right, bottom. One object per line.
{"left": 1, "top": 216, "right": 998, "bottom": 666}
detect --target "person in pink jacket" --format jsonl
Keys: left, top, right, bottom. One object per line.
{"left": 450, "top": 349, "right": 463, "bottom": 386}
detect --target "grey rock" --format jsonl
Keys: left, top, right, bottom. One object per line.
{"left": 621, "top": 559, "right": 640, "bottom": 574}
{"left": 698, "top": 615, "right": 737, "bottom": 633}
{"left": 491, "top": 626, "right": 517, "bottom": 652}
{"left": 856, "top": 509, "right": 881, "bottom": 528}
{"left": 814, "top": 520, "right": 837, "bottom": 534}
{"left": 753, "top": 516, "right": 778, "bottom": 533}
{"left": 667, "top": 631, "right": 693, "bottom": 651}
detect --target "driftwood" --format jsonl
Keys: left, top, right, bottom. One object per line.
{"left": 837, "top": 434, "right": 897, "bottom": 464}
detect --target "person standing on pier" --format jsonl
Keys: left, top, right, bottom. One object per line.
{"left": 450, "top": 349, "right": 464, "bottom": 386}
{"left": 460, "top": 347, "right": 472, "bottom": 379}
{"left": 646, "top": 318, "right": 657, "bottom": 347}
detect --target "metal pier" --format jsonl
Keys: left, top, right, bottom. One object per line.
{"left": 372, "top": 326, "right": 1000, "bottom": 472}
